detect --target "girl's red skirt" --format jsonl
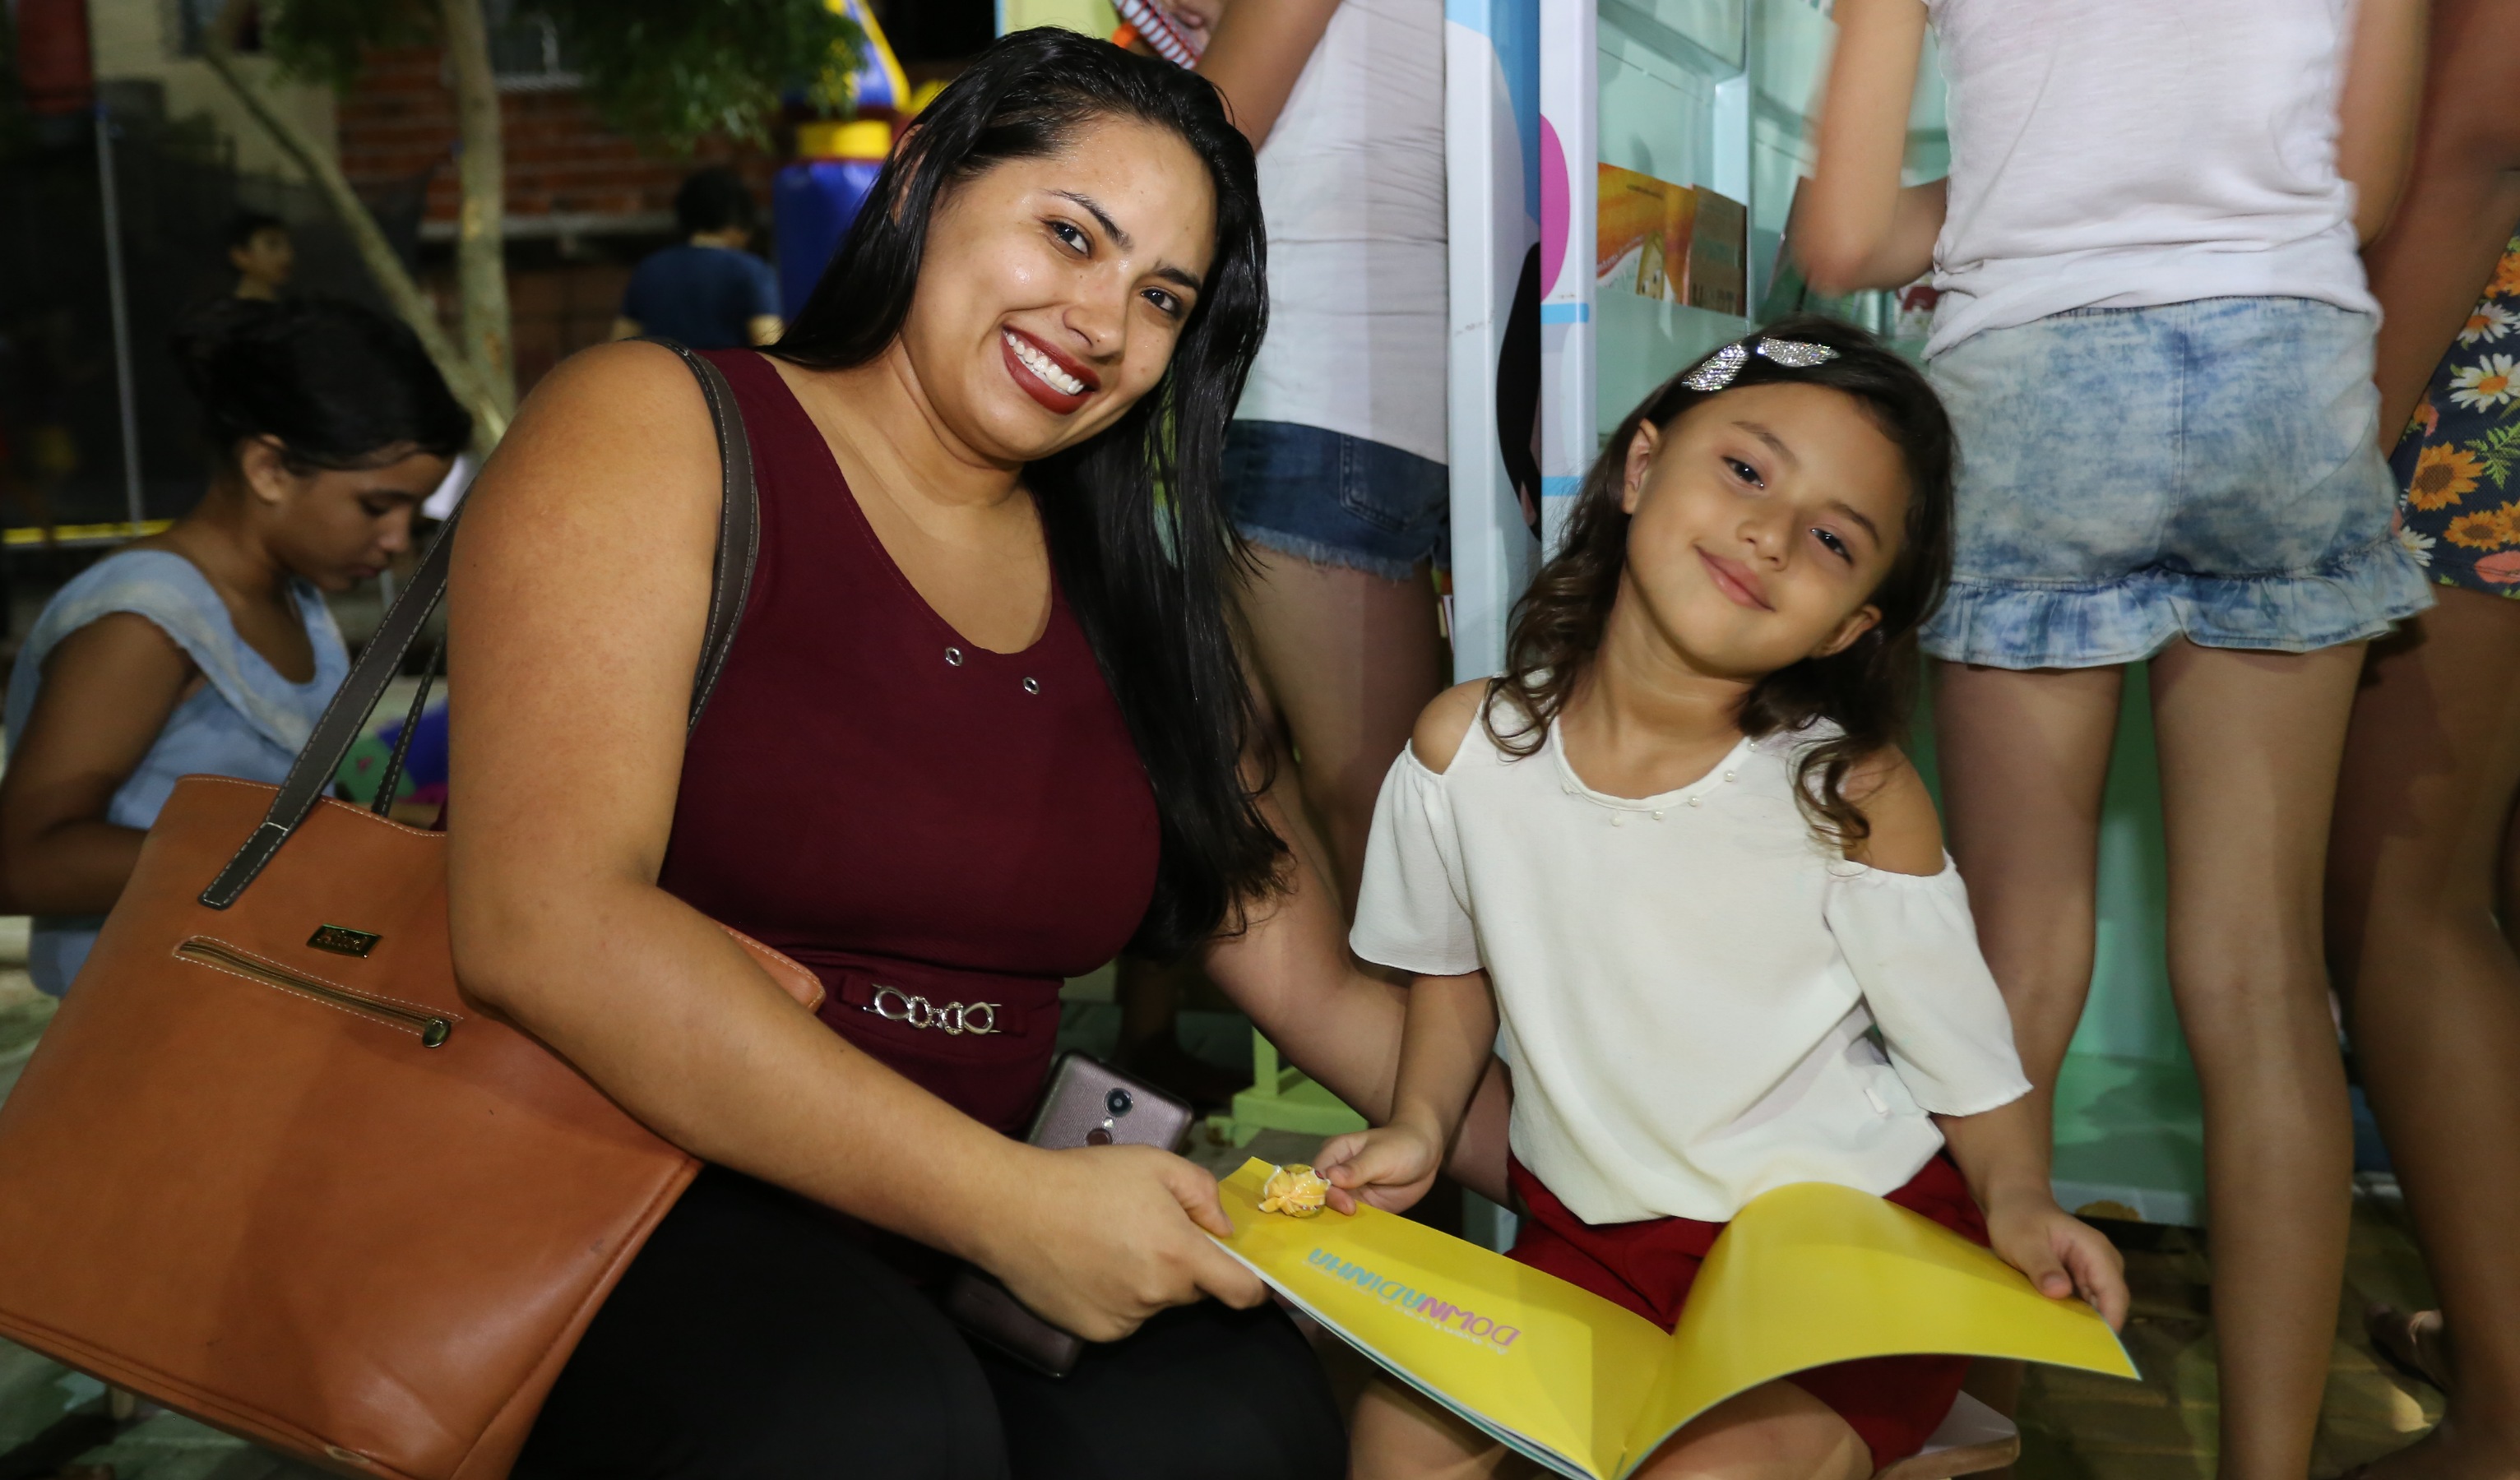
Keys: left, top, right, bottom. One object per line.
{"left": 1505, "top": 1154, "right": 1989, "bottom": 1473}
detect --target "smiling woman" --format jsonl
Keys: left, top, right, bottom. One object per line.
{"left": 440, "top": 29, "right": 1346, "bottom": 1478}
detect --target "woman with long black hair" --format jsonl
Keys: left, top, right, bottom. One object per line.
{"left": 447, "top": 30, "right": 1378, "bottom": 1476}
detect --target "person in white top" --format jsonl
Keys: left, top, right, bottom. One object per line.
{"left": 1318, "top": 320, "right": 2127, "bottom": 1480}
{"left": 1113, "top": 0, "right": 1455, "bottom": 1100}
{"left": 1211, "top": 0, "right": 1451, "bottom": 918}
{"left": 1799, "top": 9, "right": 2427, "bottom": 1479}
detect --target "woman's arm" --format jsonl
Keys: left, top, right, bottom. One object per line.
{"left": 1194, "top": 0, "right": 1342, "bottom": 149}
{"left": 2363, "top": 0, "right": 2520, "bottom": 437}
{"left": 2336, "top": 0, "right": 2431, "bottom": 243}
{"left": 1796, "top": 0, "right": 1939, "bottom": 296}
{"left": 447, "top": 341, "right": 1262, "bottom": 1343}
{"left": 1273, "top": 684, "right": 1498, "bottom": 1212}
{"left": 0, "top": 615, "right": 193, "bottom": 914}
{"left": 1202, "top": 830, "right": 1517, "bottom": 1203}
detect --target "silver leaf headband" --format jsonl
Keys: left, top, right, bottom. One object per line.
{"left": 1680, "top": 336, "right": 1841, "bottom": 392}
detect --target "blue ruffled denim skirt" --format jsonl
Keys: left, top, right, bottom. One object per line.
{"left": 1922, "top": 297, "right": 2434, "bottom": 669}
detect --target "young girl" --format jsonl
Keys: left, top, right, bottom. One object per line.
{"left": 0, "top": 298, "right": 467, "bottom": 993}
{"left": 1798, "top": 7, "right": 2428, "bottom": 1478}
{"left": 1317, "top": 320, "right": 2127, "bottom": 1480}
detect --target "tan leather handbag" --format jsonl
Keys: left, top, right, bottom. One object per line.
{"left": 0, "top": 344, "right": 811, "bottom": 1480}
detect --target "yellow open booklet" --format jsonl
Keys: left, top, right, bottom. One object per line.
{"left": 1211, "top": 1159, "right": 2136, "bottom": 1480}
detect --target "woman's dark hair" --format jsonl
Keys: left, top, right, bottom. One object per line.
{"left": 174, "top": 297, "right": 473, "bottom": 471}
{"left": 674, "top": 166, "right": 758, "bottom": 238}
{"left": 776, "top": 28, "right": 1277, "bottom": 956}
{"left": 1491, "top": 314, "right": 1957, "bottom": 847}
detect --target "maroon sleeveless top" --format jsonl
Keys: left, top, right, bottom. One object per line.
{"left": 658, "top": 351, "right": 1160, "bottom": 1135}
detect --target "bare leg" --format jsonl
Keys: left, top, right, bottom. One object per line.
{"left": 1630, "top": 1383, "right": 1870, "bottom": 1480}
{"left": 1931, "top": 662, "right": 2124, "bottom": 1476}
{"left": 1930, "top": 662, "right": 2126, "bottom": 1140}
{"left": 1235, "top": 549, "right": 1448, "bottom": 914}
{"left": 1349, "top": 1378, "right": 1868, "bottom": 1480}
{"left": 2501, "top": 801, "right": 2520, "bottom": 955}
{"left": 1349, "top": 1379, "right": 1517, "bottom": 1479}
{"left": 2335, "top": 0, "right": 2520, "bottom": 1441}
{"left": 2329, "top": 590, "right": 2520, "bottom": 1480}
{"left": 2150, "top": 639, "right": 2366, "bottom": 1480}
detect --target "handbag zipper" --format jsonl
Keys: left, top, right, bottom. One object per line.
{"left": 174, "top": 937, "right": 453, "bottom": 1048}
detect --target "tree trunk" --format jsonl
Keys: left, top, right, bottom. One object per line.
{"left": 438, "top": 0, "right": 515, "bottom": 423}
{"left": 201, "top": 2, "right": 507, "bottom": 444}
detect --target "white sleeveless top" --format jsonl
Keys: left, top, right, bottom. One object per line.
{"left": 1923, "top": 0, "right": 2376, "bottom": 358}
{"left": 1231, "top": 0, "right": 1448, "bottom": 465}
{"left": 1350, "top": 705, "right": 2030, "bottom": 1225}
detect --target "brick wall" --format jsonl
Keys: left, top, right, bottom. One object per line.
{"left": 337, "top": 46, "right": 776, "bottom": 231}
{"left": 338, "top": 45, "right": 780, "bottom": 394}
{"left": 503, "top": 258, "right": 634, "bottom": 391}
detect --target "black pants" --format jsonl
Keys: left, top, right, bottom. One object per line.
{"left": 514, "top": 1167, "right": 1346, "bottom": 1479}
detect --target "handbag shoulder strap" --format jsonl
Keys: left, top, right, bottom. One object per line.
{"left": 199, "top": 340, "right": 760, "bottom": 909}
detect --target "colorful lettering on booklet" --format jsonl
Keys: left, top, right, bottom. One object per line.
{"left": 1304, "top": 1248, "right": 1522, "bottom": 1351}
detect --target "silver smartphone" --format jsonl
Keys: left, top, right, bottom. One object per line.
{"left": 941, "top": 1053, "right": 1197, "bottom": 1376}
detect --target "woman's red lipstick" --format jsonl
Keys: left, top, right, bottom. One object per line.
{"left": 1001, "top": 326, "right": 1099, "bottom": 414}
{"left": 1697, "top": 548, "right": 1773, "bottom": 610}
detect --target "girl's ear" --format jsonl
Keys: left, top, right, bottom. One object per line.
{"left": 1620, "top": 419, "right": 1663, "bottom": 514}
{"left": 1812, "top": 604, "right": 1882, "bottom": 660}
{"left": 236, "top": 437, "right": 297, "bottom": 510}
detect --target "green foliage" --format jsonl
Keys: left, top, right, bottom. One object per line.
{"left": 537, "top": 0, "right": 864, "bottom": 152}
{"left": 2471, "top": 423, "right": 2520, "bottom": 489}
{"left": 264, "top": 0, "right": 864, "bottom": 154}
{"left": 263, "top": 0, "right": 440, "bottom": 94}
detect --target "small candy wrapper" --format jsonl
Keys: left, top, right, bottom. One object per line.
{"left": 1257, "top": 1163, "right": 1332, "bottom": 1219}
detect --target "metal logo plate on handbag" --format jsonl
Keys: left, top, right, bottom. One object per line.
{"left": 307, "top": 924, "right": 381, "bottom": 958}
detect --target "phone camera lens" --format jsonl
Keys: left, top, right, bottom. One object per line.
{"left": 1105, "top": 1088, "right": 1133, "bottom": 1117}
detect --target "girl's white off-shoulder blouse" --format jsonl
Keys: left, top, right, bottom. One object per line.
{"left": 1350, "top": 705, "right": 2032, "bottom": 1226}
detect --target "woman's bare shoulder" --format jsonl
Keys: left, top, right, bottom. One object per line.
{"left": 507, "top": 340, "right": 720, "bottom": 447}
{"left": 1409, "top": 681, "right": 1493, "bottom": 775}
{"left": 460, "top": 342, "right": 724, "bottom": 556}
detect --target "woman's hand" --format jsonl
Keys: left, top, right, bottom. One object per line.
{"left": 1981, "top": 1186, "right": 2129, "bottom": 1330}
{"left": 1313, "top": 1120, "right": 1445, "bottom": 1217}
{"left": 970, "top": 1144, "right": 1267, "bottom": 1343}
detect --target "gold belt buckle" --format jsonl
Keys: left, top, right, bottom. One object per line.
{"left": 864, "top": 983, "right": 1002, "bottom": 1036}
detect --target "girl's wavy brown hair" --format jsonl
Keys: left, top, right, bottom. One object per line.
{"left": 1487, "top": 315, "right": 1957, "bottom": 847}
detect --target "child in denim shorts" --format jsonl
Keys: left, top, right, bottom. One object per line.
{"left": 1801, "top": 3, "right": 2428, "bottom": 1476}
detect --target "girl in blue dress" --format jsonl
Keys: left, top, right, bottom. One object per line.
{"left": 0, "top": 298, "right": 469, "bottom": 994}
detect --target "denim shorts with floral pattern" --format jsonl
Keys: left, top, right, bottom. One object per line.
{"left": 1922, "top": 297, "right": 2434, "bottom": 669}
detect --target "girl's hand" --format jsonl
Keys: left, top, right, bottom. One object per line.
{"left": 970, "top": 1144, "right": 1267, "bottom": 1343}
{"left": 1982, "top": 1188, "right": 2129, "bottom": 1330}
{"left": 1313, "top": 1122, "right": 1446, "bottom": 1216}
